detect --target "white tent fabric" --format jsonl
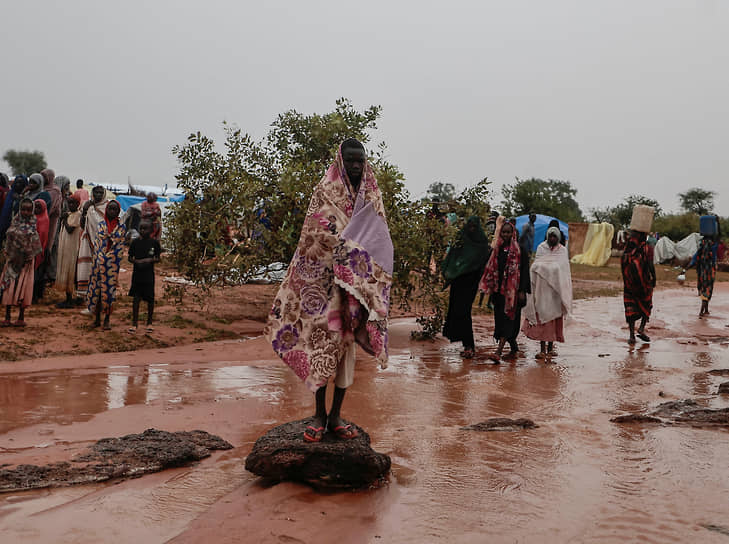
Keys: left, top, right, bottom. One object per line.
{"left": 653, "top": 233, "right": 702, "bottom": 264}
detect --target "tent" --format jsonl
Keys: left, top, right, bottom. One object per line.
{"left": 654, "top": 233, "right": 701, "bottom": 265}
{"left": 115, "top": 194, "right": 185, "bottom": 213}
{"left": 570, "top": 223, "right": 614, "bottom": 267}
{"left": 514, "top": 214, "right": 569, "bottom": 252}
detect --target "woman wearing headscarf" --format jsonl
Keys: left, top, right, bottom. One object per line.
{"left": 621, "top": 230, "right": 656, "bottom": 344}
{"left": 77, "top": 186, "right": 109, "bottom": 298}
{"left": 1, "top": 198, "right": 42, "bottom": 327}
{"left": 0, "top": 175, "right": 28, "bottom": 245}
{"left": 141, "top": 192, "right": 162, "bottom": 240}
{"left": 442, "top": 216, "right": 490, "bottom": 359}
{"left": 523, "top": 226, "right": 573, "bottom": 359}
{"left": 55, "top": 194, "right": 83, "bottom": 308}
{"left": 32, "top": 199, "right": 50, "bottom": 302}
{"left": 24, "top": 173, "right": 49, "bottom": 203}
{"left": 480, "top": 220, "right": 531, "bottom": 361}
{"left": 0, "top": 173, "right": 9, "bottom": 212}
{"left": 686, "top": 217, "right": 721, "bottom": 317}
{"left": 87, "top": 200, "right": 126, "bottom": 329}
{"left": 45, "top": 174, "right": 69, "bottom": 284}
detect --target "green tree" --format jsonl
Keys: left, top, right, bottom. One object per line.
{"left": 500, "top": 177, "right": 584, "bottom": 222}
{"left": 592, "top": 194, "right": 662, "bottom": 229}
{"left": 424, "top": 181, "right": 457, "bottom": 203}
{"left": 678, "top": 187, "right": 715, "bottom": 215}
{"left": 3, "top": 149, "right": 47, "bottom": 176}
{"left": 168, "top": 99, "right": 478, "bottom": 337}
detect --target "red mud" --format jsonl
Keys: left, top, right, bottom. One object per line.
{"left": 2, "top": 284, "right": 729, "bottom": 542}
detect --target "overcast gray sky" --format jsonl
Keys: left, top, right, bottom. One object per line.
{"left": 2, "top": 0, "right": 727, "bottom": 215}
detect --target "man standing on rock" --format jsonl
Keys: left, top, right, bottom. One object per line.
{"left": 265, "top": 139, "right": 393, "bottom": 442}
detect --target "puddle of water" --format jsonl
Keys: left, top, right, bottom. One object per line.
{"left": 0, "top": 363, "right": 288, "bottom": 435}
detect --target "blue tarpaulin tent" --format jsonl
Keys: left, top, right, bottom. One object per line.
{"left": 514, "top": 214, "right": 569, "bottom": 252}
{"left": 116, "top": 194, "right": 185, "bottom": 212}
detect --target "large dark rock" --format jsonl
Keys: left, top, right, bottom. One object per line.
{"left": 718, "top": 382, "right": 729, "bottom": 395}
{"left": 461, "top": 418, "right": 538, "bottom": 431}
{"left": 245, "top": 418, "right": 390, "bottom": 489}
{"left": 0, "top": 429, "right": 232, "bottom": 492}
{"left": 611, "top": 399, "right": 729, "bottom": 427}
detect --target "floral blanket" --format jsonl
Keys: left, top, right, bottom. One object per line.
{"left": 265, "top": 146, "right": 393, "bottom": 392}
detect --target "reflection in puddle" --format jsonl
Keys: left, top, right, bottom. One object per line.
{"left": 0, "top": 364, "right": 288, "bottom": 435}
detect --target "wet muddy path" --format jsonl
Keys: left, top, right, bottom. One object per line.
{"left": 2, "top": 287, "right": 729, "bottom": 543}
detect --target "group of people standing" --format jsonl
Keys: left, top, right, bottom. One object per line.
{"left": 443, "top": 213, "right": 572, "bottom": 362}
{"left": 444, "top": 205, "right": 723, "bottom": 358}
{"left": 0, "top": 172, "right": 162, "bottom": 331}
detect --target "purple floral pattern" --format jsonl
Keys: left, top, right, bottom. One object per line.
{"left": 272, "top": 324, "right": 299, "bottom": 354}
{"left": 265, "top": 143, "right": 393, "bottom": 391}
{"left": 300, "top": 284, "right": 328, "bottom": 316}
{"left": 349, "top": 248, "right": 372, "bottom": 278}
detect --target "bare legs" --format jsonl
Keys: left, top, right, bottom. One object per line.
{"left": 700, "top": 299, "right": 710, "bottom": 317}
{"left": 628, "top": 316, "right": 649, "bottom": 345}
{"left": 131, "top": 296, "right": 154, "bottom": 328}
{"left": 4, "top": 305, "right": 26, "bottom": 325}
{"left": 305, "top": 384, "right": 358, "bottom": 441}
{"left": 92, "top": 294, "right": 110, "bottom": 330}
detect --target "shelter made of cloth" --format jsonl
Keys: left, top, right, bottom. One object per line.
{"left": 570, "top": 222, "right": 614, "bottom": 267}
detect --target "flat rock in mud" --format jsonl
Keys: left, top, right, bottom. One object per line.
{"left": 717, "top": 382, "right": 729, "bottom": 394}
{"left": 244, "top": 418, "right": 390, "bottom": 489}
{"left": 0, "top": 429, "right": 232, "bottom": 493}
{"left": 461, "top": 418, "right": 538, "bottom": 431}
{"left": 612, "top": 399, "right": 729, "bottom": 427}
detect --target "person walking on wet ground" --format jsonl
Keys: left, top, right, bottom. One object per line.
{"left": 523, "top": 226, "right": 572, "bottom": 359}
{"left": 480, "top": 221, "right": 531, "bottom": 361}
{"left": 442, "top": 216, "right": 491, "bottom": 359}
{"left": 621, "top": 230, "right": 656, "bottom": 344}
{"left": 265, "top": 139, "right": 393, "bottom": 443}
{"left": 0, "top": 198, "right": 42, "bottom": 327}
{"left": 127, "top": 220, "right": 162, "bottom": 334}
{"left": 686, "top": 216, "right": 720, "bottom": 317}
{"left": 87, "top": 200, "right": 126, "bottom": 330}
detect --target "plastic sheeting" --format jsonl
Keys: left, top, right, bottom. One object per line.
{"left": 653, "top": 233, "right": 702, "bottom": 264}
{"left": 514, "top": 214, "right": 569, "bottom": 252}
{"left": 570, "top": 222, "right": 614, "bottom": 267}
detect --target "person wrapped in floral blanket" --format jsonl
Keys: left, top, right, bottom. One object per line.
{"left": 265, "top": 139, "right": 393, "bottom": 442}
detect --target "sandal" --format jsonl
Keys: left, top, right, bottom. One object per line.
{"left": 636, "top": 333, "right": 650, "bottom": 343}
{"left": 303, "top": 425, "right": 325, "bottom": 443}
{"left": 145, "top": 326, "right": 154, "bottom": 332}
{"left": 487, "top": 353, "right": 501, "bottom": 364}
{"left": 0, "top": 320, "right": 11, "bottom": 328}
{"left": 461, "top": 349, "right": 475, "bottom": 359}
{"left": 330, "top": 424, "right": 359, "bottom": 440}
{"left": 12, "top": 320, "right": 26, "bottom": 328}
{"left": 128, "top": 326, "right": 137, "bottom": 334}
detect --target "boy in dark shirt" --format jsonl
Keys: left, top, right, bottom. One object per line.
{"left": 127, "top": 220, "right": 162, "bottom": 333}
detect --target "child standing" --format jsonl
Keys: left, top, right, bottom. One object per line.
{"left": 0, "top": 198, "right": 42, "bottom": 327}
{"left": 127, "top": 220, "right": 162, "bottom": 333}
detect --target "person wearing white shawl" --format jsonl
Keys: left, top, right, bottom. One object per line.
{"left": 523, "top": 226, "right": 572, "bottom": 359}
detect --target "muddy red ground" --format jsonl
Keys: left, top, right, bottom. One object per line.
{"left": 2, "top": 277, "right": 729, "bottom": 542}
